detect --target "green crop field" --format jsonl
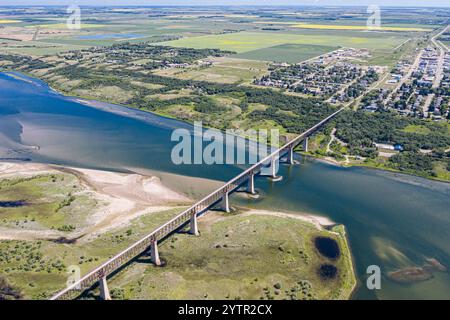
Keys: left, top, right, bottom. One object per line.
{"left": 158, "top": 31, "right": 409, "bottom": 53}
{"left": 235, "top": 43, "right": 339, "bottom": 63}
{"left": 0, "top": 40, "right": 89, "bottom": 56}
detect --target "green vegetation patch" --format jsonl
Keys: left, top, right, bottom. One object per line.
{"left": 235, "top": 44, "right": 339, "bottom": 63}
{"left": 0, "top": 206, "right": 183, "bottom": 299}
{"left": 0, "top": 275, "right": 22, "bottom": 300}
{"left": 105, "top": 213, "right": 356, "bottom": 300}
{"left": 159, "top": 31, "right": 407, "bottom": 53}
{"left": 0, "top": 173, "right": 96, "bottom": 231}
{"left": 402, "top": 124, "right": 432, "bottom": 135}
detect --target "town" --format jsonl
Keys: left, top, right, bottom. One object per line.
{"left": 362, "top": 27, "right": 450, "bottom": 121}
{"left": 255, "top": 48, "right": 380, "bottom": 103}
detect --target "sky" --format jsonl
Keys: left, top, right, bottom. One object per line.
{"left": 0, "top": 1, "right": 449, "bottom": 8}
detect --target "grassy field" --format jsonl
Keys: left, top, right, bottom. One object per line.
{"left": 0, "top": 207, "right": 183, "bottom": 299}
{"left": 159, "top": 31, "right": 408, "bottom": 53}
{"left": 291, "top": 23, "right": 432, "bottom": 32}
{"left": 153, "top": 57, "right": 269, "bottom": 84}
{"left": 0, "top": 40, "right": 89, "bottom": 56}
{"left": 366, "top": 37, "right": 421, "bottom": 67}
{"left": 41, "top": 35, "right": 170, "bottom": 48}
{"left": 1, "top": 184, "right": 356, "bottom": 300}
{"left": 0, "top": 20, "right": 22, "bottom": 24}
{"left": 0, "top": 168, "right": 186, "bottom": 299}
{"left": 433, "top": 162, "right": 450, "bottom": 181}
{"left": 99, "top": 212, "right": 356, "bottom": 300}
{"left": 235, "top": 43, "right": 339, "bottom": 63}
{"left": 29, "top": 23, "right": 105, "bottom": 29}
{"left": 0, "top": 173, "right": 96, "bottom": 231}
{"left": 402, "top": 124, "right": 433, "bottom": 135}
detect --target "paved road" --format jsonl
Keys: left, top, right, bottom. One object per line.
{"left": 431, "top": 25, "right": 449, "bottom": 89}
{"left": 383, "top": 49, "right": 423, "bottom": 106}
{"left": 422, "top": 93, "right": 435, "bottom": 117}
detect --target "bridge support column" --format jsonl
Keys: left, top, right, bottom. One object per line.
{"left": 271, "top": 158, "right": 276, "bottom": 177}
{"left": 151, "top": 240, "right": 161, "bottom": 266}
{"left": 269, "top": 157, "right": 282, "bottom": 181}
{"left": 287, "top": 146, "right": 294, "bottom": 165}
{"left": 247, "top": 174, "right": 256, "bottom": 194}
{"left": 303, "top": 137, "right": 309, "bottom": 152}
{"left": 219, "top": 192, "right": 230, "bottom": 213}
{"left": 189, "top": 214, "right": 199, "bottom": 236}
{"left": 99, "top": 276, "right": 111, "bottom": 300}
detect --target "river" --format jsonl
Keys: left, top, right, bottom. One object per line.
{"left": 0, "top": 72, "right": 449, "bottom": 300}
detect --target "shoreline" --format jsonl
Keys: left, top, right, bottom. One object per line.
{"left": 307, "top": 152, "right": 450, "bottom": 185}
{"left": 2, "top": 70, "right": 448, "bottom": 185}
{"left": 0, "top": 161, "right": 191, "bottom": 242}
{"left": 68, "top": 93, "right": 450, "bottom": 186}
{"left": 0, "top": 160, "right": 344, "bottom": 243}
{"left": 241, "top": 208, "right": 336, "bottom": 230}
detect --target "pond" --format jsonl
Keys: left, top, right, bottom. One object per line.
{"left": 315, "top": 236, "right": 340, "bottom": 259}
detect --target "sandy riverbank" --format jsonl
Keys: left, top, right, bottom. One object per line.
{"left": 241, "top": 208, "right": 336, "bottom": 230}
{"left": 0, "top": 161, "right": 191, "bottom": 242}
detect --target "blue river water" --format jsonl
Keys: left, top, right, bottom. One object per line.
{"left": 0, "top": 72, "right": 449, "bottom": 299}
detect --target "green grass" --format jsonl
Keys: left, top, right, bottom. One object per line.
{"left": 309, "top": 133, "right": 330, "bottom": 156}
{"left": 234, "top": 43, "right": 339, "bottom": 63}
{"left": 28, "top": 23, "right": 105, "bottom": 29}
{"left": 402, "top": 124, "right": 432, "bottom": 135}
{"left": 0, "top": 40, "right": 89, "bottom": 56}
{"left": 156, "top": 57, "right": 268, "bottom": 84}
{"left": 102, "top": 212, "right": 356, "bottom": 300}
{"left": 42, "top": 34, "right": 170, "bottom": 48}
{"left": 158, "top": 31, "right": 408, "bottom": 53}
{"left": 0, "top": 207, "right": 184, "bottom": 299}
{"left": 433, "top": 162, "right": 450, "bottom": 181}
{"left": 0, "top": 174, "right": 95, "bottom": 231}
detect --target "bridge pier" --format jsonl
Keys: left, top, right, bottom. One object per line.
{"left": 150, "top": 240, "right": 161, "bottom": 266}
{"left": 269, "top": 157, "right": 282, "bottom": 181}
{"left": 219, "top": 192, "right": 230, "bottom": 213}
{"left": 287, "top": 146, "right": 294, "bottom": 165}
{"left": 303, "top": 137, "right": 309, "bottom": 152}
{"left": 189, "top": 213, "right": 199, "bottom": 236}
{"left": 247, "top": 173, "right": 256, "bottom": 194}
{"left": 99, "top": 276, "right": 111, "bottom": 300}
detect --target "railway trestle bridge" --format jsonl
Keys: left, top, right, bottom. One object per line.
{"left": 50, "top": 107, "right": 344, "bottom": 300}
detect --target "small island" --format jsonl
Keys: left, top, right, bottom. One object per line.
{"left": 0, "top": 161, "right": 356, "bottom": 300}
{"left": 88, "top": 212, "right": 356, "bottom": 300}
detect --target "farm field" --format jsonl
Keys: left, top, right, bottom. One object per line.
{"left": 253, "top": 20, "right": 440, "bottom": 30}
{"left": 154, "top": 57, "right": 269, "bottom": 84}
{"left": 159, "top": 31, "right": 409, "bottom": 53}
{"left": 290, "top": 23, "right": 433, "bottom": 32}
{"left": 29, "top": 23, "right": 105, "bottom": 29}
{"left": 0, "top": 20, "right": 22, "bottom": 24}
{"left": 0, "top": 40, "right": 90, "bottom": 56}
{"left": 235, "top": 43, "right": 339, "bottom": 63}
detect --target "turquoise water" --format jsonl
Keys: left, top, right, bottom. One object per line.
{"left": 0, "top": 72, "right": 449, "bottom": 300}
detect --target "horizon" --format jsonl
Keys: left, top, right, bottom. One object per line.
{"left": 1, "top": 1, "right": 450, "bottom": 9}
{"left": 2, "top": 5, "right": 450, "bottom": 8}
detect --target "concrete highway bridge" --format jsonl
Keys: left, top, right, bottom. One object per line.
{"left": 50, "top": 107, "right": 345, "bottom": 300}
